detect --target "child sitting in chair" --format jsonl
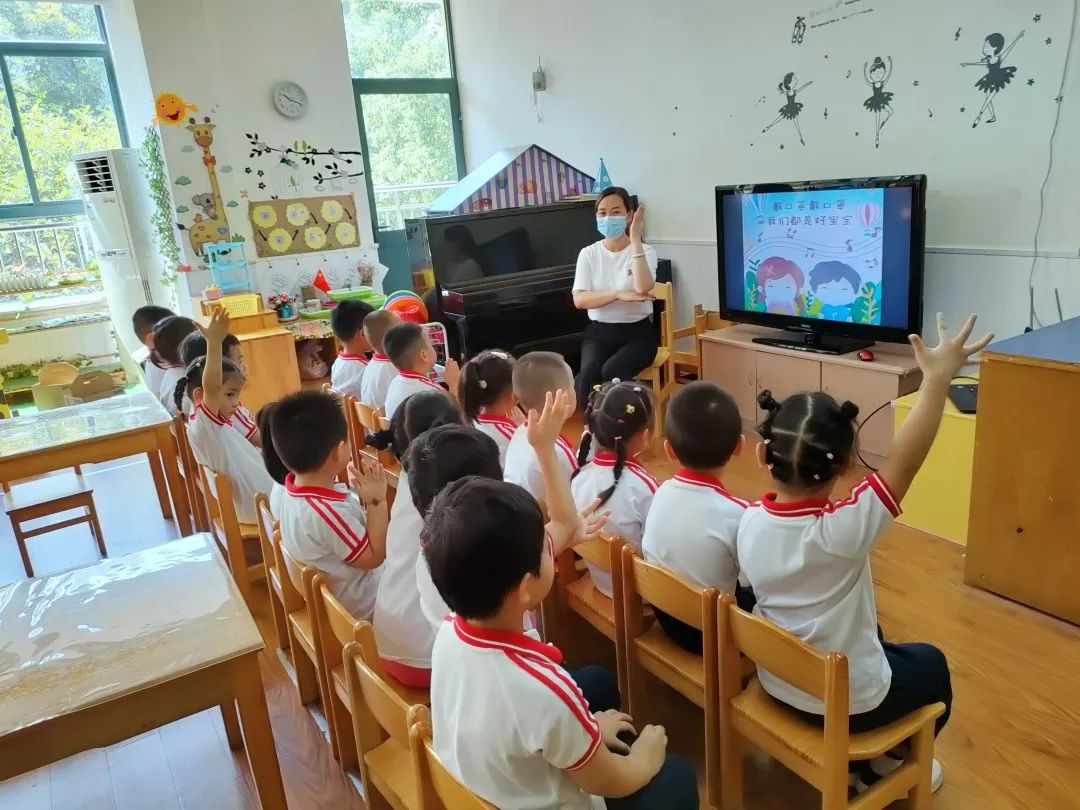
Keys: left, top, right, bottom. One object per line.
{"left": 359, "top": 309, "right": 401, "bottom": 410}
{"left": 330, "top": 299, "right": 375, "bottom": 398}
{"left": 382, "top": 322, "right": 446, "bottom": 418}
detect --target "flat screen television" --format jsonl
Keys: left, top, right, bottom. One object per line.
{"left": 715, "top": 175, "right": 925, "bottom": 354}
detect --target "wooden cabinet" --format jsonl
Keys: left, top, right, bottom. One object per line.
{"left": 236, "top": 328, "right": 302, "bottom": 413}
{"left": 700, "top": 325, "right": 921, "bottom": 464}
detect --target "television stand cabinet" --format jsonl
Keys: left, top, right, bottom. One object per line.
{"left": 700, "top": 325, "right": 922, "bottom": 465}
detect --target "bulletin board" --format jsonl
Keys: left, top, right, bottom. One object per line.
{"left": 248, "top": 194, "right": 360, "bottom": 258}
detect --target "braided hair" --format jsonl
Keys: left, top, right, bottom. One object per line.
{"left": 756, "top": 389, "right": 859, "bottom": 490}
{"left": 173, "top": 355, "right": 244, "bottom": 414}
{"left": 574, "top": 380, "right": 655, "bottom": 507}
{"left": 365, "top": 390, "right": 463, "bottom": 461}
{"left": 458, "top": 349, "right": 516, "bottom": 422}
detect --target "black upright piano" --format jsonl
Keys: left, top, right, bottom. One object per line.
{"left": 406, "top": 201, "right": 670, "bottom": 366}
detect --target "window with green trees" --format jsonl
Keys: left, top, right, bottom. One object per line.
{"left": 0, "top": 2, "right": 126, "bottom": 220}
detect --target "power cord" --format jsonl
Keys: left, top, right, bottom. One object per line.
{"left": 1028, "top": 0, "right": 1077, "bottom": 330}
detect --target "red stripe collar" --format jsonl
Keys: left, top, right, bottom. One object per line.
{"left": 193, "top": 401, "right": 228, "bottom": 426}
{"left": 371, "top": 353, "right": 389, "bottom": 362}
{"left": 284, "top": 472, "right": 347, "bottom": 502}
{"left": 452, "top": 615, "right": 563, "bottom": 664}
{"left": 759, "top": 492, "right": 831, "bottom": 516}
{"left": 399, "top": 369, "right": 440, "bottom": 387}
{"left": 675, "top": 469, "right": 728, "bottom": 490}
{"left": 476, "top": 413, "right": 516, "bottom": 428}
{"left": 338, "top": 352, "right": 368, "bottom": 362}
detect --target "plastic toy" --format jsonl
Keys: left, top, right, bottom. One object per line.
{"left": 382, "top": 290, "right": 428, "bottom": 324}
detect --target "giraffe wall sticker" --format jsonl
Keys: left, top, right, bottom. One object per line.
{"left": 177, "top": 115, "right": 231, "bottom": 257}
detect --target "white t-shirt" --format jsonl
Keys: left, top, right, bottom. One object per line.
{"left": 736, "top": 473, "right": 901, "bottom": 715}
{"left": 157, "top": 366, "right": 185, "bottom": 416}
{"left": 360, "top": 354, "right": 396, "bottom": 410}
{"left": 571, "top": 450, "right": 656, "bottom": 597}
{"left": 431, "top": 615, "right": 604, "bottom": 810}
{"left": 384, "top": 369, "right": 446, "bottom": 418}
{"left": 142, "top": 361, "right": 164, "bottom": 399}
{"left": 276, "top": 473, "right": 382, "bottom": 620}
{"left": 503, "top": 425, "right": 579, "bottom": 503}
{"left": 473, "top": 413, "right": 517, "bottom": 467}
{"left": 572, "top": 241, "right": 658, "bottom": 324}
{"left": 186, "top": 402, "right": 274, "bottom": 525}
{"left": 374, "top": 473, "right": 436, "bottom": 668}
{"left": 330, "top": 352, "right": 368, "bottom": 399}
{"left": 232, "top": 402, "right": 258, "bottom": 443}
{"left": 269, "top": 481, "right": 286, "bottom": 517}
{"left": 642, "top": 470, "right": 748, "bottom": 598}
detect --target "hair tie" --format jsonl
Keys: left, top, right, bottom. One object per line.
{"left": 633, "top": 386, "right": 642, "bottom": 393}
{"left": 826, "top": 452, "right": 834, "bottom": 460}
{"left": 625, "top": 404, "right": 636, "bottom": 414}
{"left": 592, "top": 384, "right": 602, "bottom": 392}
{"left": 763, "top": 438, "right": 771, "bottom": 445}
{"left": 478, "top": 379, "right": 487, "bottom": 389}
{"left": 813, "top": 473, "right": 822, "bottom": 480}
{"left": 611, "top": 377, "right": 622, "bottom": 384}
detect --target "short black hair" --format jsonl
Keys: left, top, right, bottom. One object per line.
{"left": 133, "top": 305, "right": 174, "bottom": 342}
{"left": 331, "top": 299, "right": 375, "bottom": 343}
{"left": 406, "top": 424, "right": 502, "bottom": 515}
{"left": 808, "top": 261, "right": 862, "bottom": 294}
{"left": 512, "top": 351, "right": 573, "bottom": 411}
{"left": 423, "top": 477, "right": 544, "bottom": 620}
{"left": 383, "top": 322, "right": 425, "bottom": 371}
{"left": 150, "top": 316, "right": 198, "bottom": 368}
{"left": 266, "top": 390, "right": 348, "bottom": 474}
{"left": 458, "top": 349, "right": 516, "bottom": 421}
{"left": 366, "top": 390, "right": 463, "bottom": 459}
{"left": 362, "top": 309, "right": 401, "bottom": 355}
{"left": 666, "top": 381, "right": 742, "bottom": 469}
{"left": 179, "top": 330, "right": 240, "bottom": 366}
{"left": 258, "top": 403, "right": 289, "bottom": 484}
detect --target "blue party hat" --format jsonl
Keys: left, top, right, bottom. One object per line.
{"left": 592, "top": 158, "right": 612, "bottom": 193}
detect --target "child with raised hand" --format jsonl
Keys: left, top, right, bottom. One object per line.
{"left": 423, "top": 389, "right": 699, "bottom": 810}
{"left": 738, "top": 313, "right": 993, "bottom": 794}
{"left": 266, "top": 389, "right": 389, "bottom": 619}
{"left": 571, "top": 381, "right": 658, "bottom": 596}
{"left": 330, "top": 299, "right": 375, "bottom": 399}
{"left": 150, "top": 314, "right": 198, "bottom": 415}
{"left": 178, "top": 309, "right": 273, "bottom": 524}
{"left": 359, "top": 309, "right": 401, "bottom": 409}
{"left": 642, "top": 381, "right": 751, "bottom": 654}
{"left": 180, "top": 330, "right": 259, "bottom": 445}
{"left": 503, "top": 351, "right": 579, "bottom": 501}
{"left": 458, "top": 349, "right": 520, "bottom": 465}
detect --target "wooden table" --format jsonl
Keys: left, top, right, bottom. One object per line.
{"left": 965, "top": 318, "right": 1080, "bottom": 624}
{"left": 0, "top": 533, "right": 287, "bottom": 808}
{"left": 0, "top": 390, "right": 192, "bottom": 536}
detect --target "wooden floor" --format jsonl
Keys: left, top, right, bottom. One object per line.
{"left": 1, "top": 441, "right": 1078, "bottom": 809}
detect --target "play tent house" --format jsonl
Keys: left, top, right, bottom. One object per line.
{"left": 427, "top": 145, "right": 595, "bottom": 215}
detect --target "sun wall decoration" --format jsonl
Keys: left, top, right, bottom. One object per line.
{"left": 246, "top": 194, "right": 359, "bottom": 258}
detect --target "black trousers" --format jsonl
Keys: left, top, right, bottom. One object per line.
{"left": 567, "top": 665, "right": 698, "bottom": 809}
{"left": 575, "top": 318, "right": 659, "bottom": 408}
{"left": 790, "top": 641, "right": 953, "bottom": 737}
{"left": 656, "top": 584, "right": 757, "bottom": 655}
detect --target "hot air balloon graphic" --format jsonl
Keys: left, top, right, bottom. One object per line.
{"left": 746, "top": 193, "right": 770, "bottom": 223}
{"left": 857, "top": 201, "right": 881, "bottom": 236}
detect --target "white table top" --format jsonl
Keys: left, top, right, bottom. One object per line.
{"left": 0, "top": 534, "right": 262, "bottom": 737}
{"left": 0, "top": 390, "right": 171, "bottom": 461}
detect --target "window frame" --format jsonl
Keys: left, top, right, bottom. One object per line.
{"left": 350, "top": 0, "right": 466, "bottom": 235}
{"left": 0, "top": 6, "right": 128, "bottom": 221}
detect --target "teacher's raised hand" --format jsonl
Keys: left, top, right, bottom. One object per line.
{"left": 629, "top": 204, "right": 646, "bottom": 243}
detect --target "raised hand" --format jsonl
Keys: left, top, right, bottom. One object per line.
{"left": 629, "top": 204, "right": 646, "bottom": 243}
{"left": 908, "top": 313, "right": 994, "bottom": 383}
{"left": 443, "top": 357, "right": 461, "bottom": 393}
{"left": 526, "top": 389, "right": 574, "bottom": 451}
{"left": 199, "top": 306, "right": 231, "bottom": 343}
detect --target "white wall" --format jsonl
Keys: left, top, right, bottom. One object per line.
{"left": 449, "top": 0, "right": 1080, "bottom": 338}
{"left": 124, "top": 0, "right": 379, "bottom": 303}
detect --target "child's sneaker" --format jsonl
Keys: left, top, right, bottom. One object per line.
{"left": 856, "top": 756, "right": 943, "bottom": 794}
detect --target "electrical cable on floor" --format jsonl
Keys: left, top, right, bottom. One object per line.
{"left": 1028, "top": 0, "right": 1077, "bottom": 330}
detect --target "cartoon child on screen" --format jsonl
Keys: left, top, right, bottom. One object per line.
{"left": 809, "top": 261, "right": 862, "bottom": 322}
{"left": 756, "top": 257, "right": 804, "bottom": 316}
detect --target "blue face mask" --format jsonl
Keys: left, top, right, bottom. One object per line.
{"left": 596, "top": 215, "right": 627, "bottom": 239}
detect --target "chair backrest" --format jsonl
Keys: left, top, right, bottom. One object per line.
{"left": 342, "top": 393, "right": 362, "bottom": 466}
{"left": 621, "top": 544, "right": 709, "bottom": 629}
{"left": 314, "top": 575, "right": 363, "bottom": 673}
{"left": 37, "top": 361, "right": 80, "bottom": 386}
{"left": 410, "top": 706, "right": 496, "bottom": 810}
{"left": 649, "top": 281, "right": 674, "bottom": 350}
{"left": 277, "top": 537, "right": 314, "bottom": 608}
{"left": 200, "top": 463, "right": 238, "bottom": 535}
{"left": 345, "top": 625, "right": 415, "bottom": 753}
{"left": 255, "top": 491, "right": 277, "bottom": 568}
{"left": 355, "top": 399, "right": 381, "bottom": 433}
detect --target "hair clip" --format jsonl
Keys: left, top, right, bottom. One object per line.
{"left": 633, "top": 386, "right": 642, "bottom": 393}
{"left": 612, "top": 377, "right": 622, "bottom": 384}
{"left": 478, "top": 379, "right": 487, "bottom": 389}
{"left": 813, "top": 473, "right": 822, "bottom": 480}
{"left": 766, "top": 463, "right": 775, "bottom": 470}
{"left": 592, "top": 384, "right": 602, "bottom": 392}
{"left": 625, "top": 404, "right": 636, "bottom": 414}
{"left": 826, "top": 452, "right": 834, "bottom": 460}
{"left": 762, "top": 438, "right": 771, "bottom": 445}
{"left": 616, "top": 417, "right": 626, "bottom": 424}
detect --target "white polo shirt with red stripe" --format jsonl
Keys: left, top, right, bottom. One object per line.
{"left": 473, "top": 413, "right": 517, "bottom": 467}
{"left": 330, "top": 351, "right": 368, "bottom": 399}
{"left": 571, "top": 449, "right": 657, "bottom": 597}
{"left": 359, "top": 353, "right": 396, "bottom": 410}
{"left": 373, "top": 473, "right": 436, "bottom": 669}
{"left": 276, "top": 473, "right": 382, "bottom": 620}
{"left": 187, "top": 402, "right": 274, "bottom": 525}
{"left": 157, "top": 365, "right": 185, "bottom": 416}
{"left": 642, "top": 469, "right": 748, "bottom": 598}
{"left": 431, "top": 615, "right": 605, "bottom": 810}
{"left": 231, "top": 401, "right": 258, "bottom": 443}
{"left": 384, "top": 369, "right": 445, "bottom": 418}
{"left": 503, "top": 425, "right": 578, "bottom": 503}
{"left": 736, "top": 473, "right": 901, "bottom": 715}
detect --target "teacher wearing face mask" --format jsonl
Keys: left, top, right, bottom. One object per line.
{"left": 571, "top": 186, "right": 658, "bottom": 408}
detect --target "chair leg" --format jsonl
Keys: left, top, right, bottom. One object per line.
{"left": 821, "top": 758, "right": 849, "bottom": 810}
{"left": 11, "top": 520, "right": 33, "bottom": 578}
{"left": 220, "top": 699, "right": 244, "bottom": 750}
{"left": 907, "top": 724, "right": 936, "bottom": 810}
{"left": 289, "top": 628, "right": 319, "bottom": 705}
{"left": 269, "top": 591, "right": 290, "bottom": 653}
{"left": 86, "top": 502, "right": 107, "bottom": 558}
{"left": 718, "top": 729, "right": 743, "bottom": 810}
{"left": 330, "top": 689, "right": 358, "bottom": 772}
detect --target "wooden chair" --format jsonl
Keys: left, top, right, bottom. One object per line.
{"left": 345, "top": 623, "right": 426, "bottom": 810}
{"left": 342, "top": 393, "right": 366, "bottom": 468}
{"left": 545, "top": 535, "right": 629, "bottom": 703}
{"left": 621, "top": 544, "right": 722, "bottom": 808}
{"left": 635, "top": 282, "right": 677, "bottom": 434}
{"left": 4, "top": 473, "right": 104, "bottom": 577}
{"left": 716, "top": 593, "right": 945, "bottom": 810}
{"left": 199, "top": 464, "right": 265, "bottom": 608}
{"left": 277, "top": 539, "right": 330, "bottom": 709}
{"left": 671, "top": 304, "right": 732, "bottom": 383}
{"left": 410, "top": 705, "right": 496, "bottom": 810}
{"left": 255, "top": 492, "right": 288, "bottom": 651}
{"left": 173, "top": 414, "right": 209, "bottom": 532}
{"left": 313, "top": 577, "right": 430, "bottom": 771}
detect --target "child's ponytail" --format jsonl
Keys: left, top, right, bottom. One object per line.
{"left": 173, "top": 376, "right": 189, "bottom": 415}
{"left": 458, "top": 350, "right": 515, "bottom": 422}
{"left": 258, "top": 402, "right": 289, "bottom": 484}
{"left": 576, "top": 380, "right": 655, "bottom": 506}
{"left": 757, "top": 389, "right": 859, "bottom": 488}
